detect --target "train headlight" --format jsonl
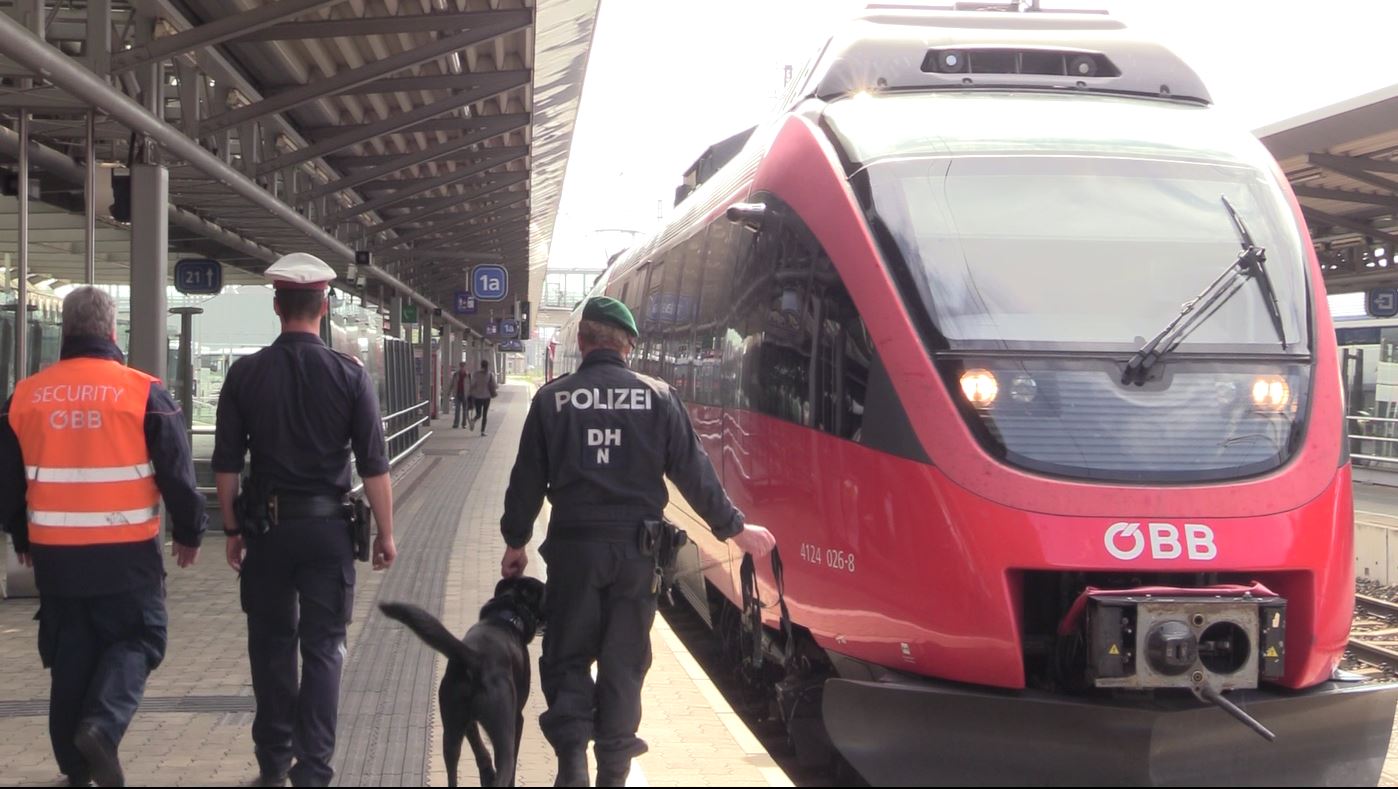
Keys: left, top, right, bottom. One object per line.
{"left": 1251, "top": 376, "right": 1290, "bottom": 411}
{"left": 960, "top": 369, "right": 999, "bottom": 408}
{"left": 1009, "top": 374, "right": 1038, "bottom": 404}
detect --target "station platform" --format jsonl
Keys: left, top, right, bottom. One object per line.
{"left": 0, "top": 383, "right": 790, "bottom": 787}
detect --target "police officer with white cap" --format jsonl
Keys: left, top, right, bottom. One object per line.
{"left": 213, "top": 253, "right": 397, "bottom": 787}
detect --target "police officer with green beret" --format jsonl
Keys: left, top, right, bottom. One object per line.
{"left": 500, "top": 296, "right": 775, "bottom": 787}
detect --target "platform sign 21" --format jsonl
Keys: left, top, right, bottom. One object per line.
{"left": 174, "top": 258, "right": 223, "bottom": 296}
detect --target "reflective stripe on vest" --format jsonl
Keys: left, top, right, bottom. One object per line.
{"left": 9, "top": 357, "right": 161, "bottom": 547}
{"left": 26, "top": 463, "right": 155, "bottom": 483}
{"left": 29, "top": 504, "right": 162, "bottom": 527}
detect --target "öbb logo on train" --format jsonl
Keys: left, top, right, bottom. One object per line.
{"left": 1104, "top": 521, "right": 1217, "bottom": 561}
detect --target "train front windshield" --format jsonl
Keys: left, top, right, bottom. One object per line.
{"left": 825, "top": 92, "right": 1315, "bottom": 483}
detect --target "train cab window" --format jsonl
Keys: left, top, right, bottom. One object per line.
{"left": 732, "top": 198, "right": 816, "bottom": 426}
{"left": 814, "top": 267, "right": 873, "bottom": 441}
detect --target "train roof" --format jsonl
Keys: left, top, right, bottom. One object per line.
{"left": 797, "top": 6, "right": 1211, "bottom": 107}
{"left": 599, "top": 4, "right": 1213, "bottom": 288}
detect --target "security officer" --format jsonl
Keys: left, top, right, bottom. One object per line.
{"left": 0, "top": 286, "right": 206, "bottom": 788}
{"left": 499, "top": 296, "right": 776, "bottom": 787}
{"left": 213, "top": 253, "right": 398, "bottom": 788}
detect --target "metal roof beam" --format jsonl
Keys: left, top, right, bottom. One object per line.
{"left": 295, "top": 115, "right": 526, "bottom": 201}
{"left": 330, "top": 70, "right": 529, "bottom": 96}
{"left": 362, "top": 171, "right": 529, "bottom": 235}
{"left": 0, "top": 12, "right": 480, "bottom": 337}
{"left": 372, "top": 197, "right": 529, "bottom": 251}
{"left": 111, "top": 0, "right": 347, "bottom": 74}
{"left": 322, "top": 147, "right": 526, "bottom": 223}
{"left": 1292, "top": 184, "right": 1398, "bottom": 212}
{"left": 253, "top": 75, "right": 527, "bottom": 174}
{"left": 234, "top": 8, "right": 531, "bottom": 40}
{"left": 309, "top": 115, "right": 493, "bottom": 140}
{"left": 201, "top": 14, "right": 529, "bottom": 134}
{"left": 1301, "top": 206, "right": 1398, "bottom": 246}
{"left": 1308, "top": 153, "right": 1398, "bottom": 194}
{"left": 391, "top": 238, "right": 531, "bottom": 270}
{"left": 355, "top": 147, "right": 527, "bottom": 193}
{"left": 1309, "top": 153, "right": 1398, "bottom": 176}
{"left": 402, "top": 221, "right": 529, "bottom": 255}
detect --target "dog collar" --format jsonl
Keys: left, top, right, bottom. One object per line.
{"left": 489, "top": 609, "right": 528, "bottom": 637}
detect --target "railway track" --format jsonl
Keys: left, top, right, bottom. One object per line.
{"left": 1349, "top": 594, "right": 1398, "bottom": 672}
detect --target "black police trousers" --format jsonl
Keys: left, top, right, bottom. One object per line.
{"left": 538, "top": 537, "right": 657, "bottom": 770}
{"left": 36, "top": 582, "right": 167, "bottom": 782}
{"left": 240, "top": 517, "right": 355, "bottom": 787}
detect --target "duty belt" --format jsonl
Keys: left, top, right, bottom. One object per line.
{"left": 268, "top": 493, "right": 348, "bottom": 523}
{"left": 547, "top": 522, "right": 646, "bottom": 543}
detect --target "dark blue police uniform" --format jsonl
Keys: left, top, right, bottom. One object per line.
{"left": 502, "top": 346, "right": 743, "bottom": 785}
{"left": 213, "top": 331, "right": 387, "bottom": 787}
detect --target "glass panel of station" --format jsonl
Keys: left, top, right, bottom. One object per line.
{"left": 3, "top": 263, "right": 429, "bottom": 499}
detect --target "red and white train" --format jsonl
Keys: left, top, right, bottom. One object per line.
{"left": 553, "top": 5, "right": 1397, "bottom": 784}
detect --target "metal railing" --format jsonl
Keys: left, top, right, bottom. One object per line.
{"left": 192, "top": 400, "right": 433, "bottom": 495}
{"left": 1348, "top": 414, "right": 1398, "bottom": 466}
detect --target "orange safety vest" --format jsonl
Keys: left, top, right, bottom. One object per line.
{"left": 8, "top": 357, "right": 161, "bottom": 547}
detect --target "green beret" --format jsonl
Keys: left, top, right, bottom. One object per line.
{"left": 582, "top": 296, "right": 638, "bottom": 337}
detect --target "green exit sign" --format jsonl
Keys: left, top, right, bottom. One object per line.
{"left": 402, "top": 304, "right": 419, "bottom": 324}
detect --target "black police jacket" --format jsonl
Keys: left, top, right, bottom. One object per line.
{"left": 500, "top": 349, "right": 744, "bottom": 548}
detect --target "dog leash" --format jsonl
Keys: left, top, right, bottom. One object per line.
{"left": 739, "top": 547, "right": 794, "bottom": 670}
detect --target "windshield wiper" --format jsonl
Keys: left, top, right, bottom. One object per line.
{"left": 1121, "top": 196, "right": 1289, "bottom": 386}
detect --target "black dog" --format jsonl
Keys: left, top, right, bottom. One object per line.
{"left": 379, "top": 576, "right": 546, "bottom": 787}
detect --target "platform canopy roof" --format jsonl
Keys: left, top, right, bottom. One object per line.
{"left": 0, "top": 0, "right": 598, "bottom": 335}
{"left": 1259, "top": 84, "right": 1398, "bottom": 294}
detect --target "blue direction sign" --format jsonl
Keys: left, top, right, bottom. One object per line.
{"left": 485, "top": 320, "right": 499, "bottom": 337}
{"left": 473, "top": 264, "right": 508, "bottom": 302}
{"left": 454, "top": 291, "right": 477, "bottom": 315}
{"left": 498, "top": 339, "right": 525, "bottom": 353}
{"left": 174, "top": 258, "right": 222, "bottom": 295}
{"left": 500, "top": 318, "right": 519, "bottom": 338}
{"left": 1369, "top": 288, "right": 1398, "bottom": 318}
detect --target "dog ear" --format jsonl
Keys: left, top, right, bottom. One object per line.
{"left": 494, "top": 578, "right": 512, "bottom": 598}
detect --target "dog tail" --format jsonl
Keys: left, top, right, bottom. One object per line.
{"left": 379, "top": 602, "right": 477, "bottom": 664}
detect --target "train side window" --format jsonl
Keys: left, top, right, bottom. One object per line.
{"left": 653, "top": 250, "right": 687, "bottom": 386}
{"left": 671, "top": 233, "right": 706, "bottom": 400}
{"left": 694, "top": 222, "right": 738, "bottom": 407}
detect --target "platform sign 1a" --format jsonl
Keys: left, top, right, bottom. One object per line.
{"left": 454, "top": 291, "right": 477, "bottom": 315}
{"left": 500, "top": 318, "right": 518, "bottom": 338}
{"left": 473, "top": 265, "right": 508, "bottom": 302}
{"left": 1368, "top": 289, "right": 1398, "bottom": 319}
{"left": 174, "top": 258, "right": 222, "bottom": 295}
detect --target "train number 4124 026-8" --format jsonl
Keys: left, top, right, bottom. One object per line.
{"left": 799, "top": 542, "right": 856, "bottom": 573}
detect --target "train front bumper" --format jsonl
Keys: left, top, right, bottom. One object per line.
{"left": 823, "top": 675, "right": 1398, "bottom": 786}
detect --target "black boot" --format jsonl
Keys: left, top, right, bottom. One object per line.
{"left": 72, "top": 723, "right": 123, "bottom": 788}
{"left": 554, "top": 747, "right": 589, "bottom": 787}
{"left": 595, "top": 761, "right": 630, "bottom": 788}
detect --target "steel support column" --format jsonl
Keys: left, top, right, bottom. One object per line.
{"left": 15, "top": 110, "right": 28, "bottom": 384}
{"left": 129, "top": 163, "right": 168, "bottom": 378}
{"left": 390, "top": 294, "right": 403, "bottom": 339}
{"left": 84, "top": 110, "right": 96, "bottom": 283}
{"left": 421, "top": 313, "right": 433, "bottom": 408}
